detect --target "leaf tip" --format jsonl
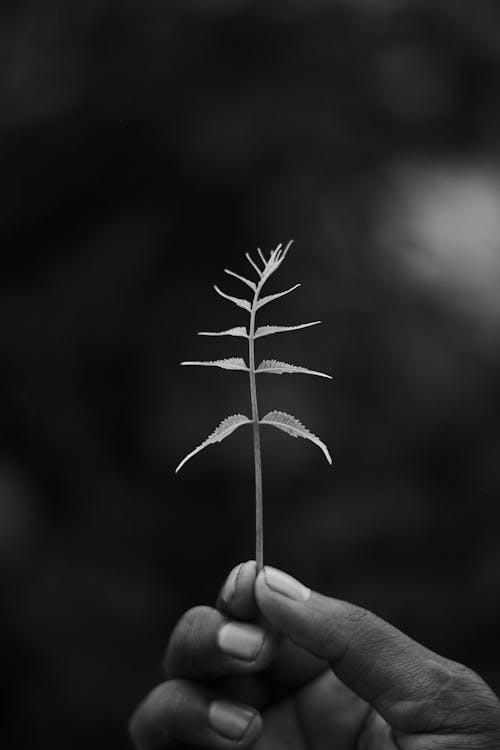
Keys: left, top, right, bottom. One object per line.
{"left": 174, "top": 457, "right": 186, "bottom": 473}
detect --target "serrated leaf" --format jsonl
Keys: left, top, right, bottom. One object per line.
{"left": 175, "top": 414, "right": 251, "bottom": 473}
{"left": 257, "top": 359, "right": 332, "bottom": 379}
{"left": 214, "top": 285, "right": 251, "bottom": 312}
{"left": 256, "top": 283, "right": 301, "bottom": 310}
{"left": 260, "top": 410, "right": 332, "bottom": 464}
{"left": 198, "top": 327, "right": 248, "bottom": 338}
{"left": 181, "top": 357, "right": 248, "bottom": 371}
{"left": 254, "top": 321, "right": 321, "bottom": 338}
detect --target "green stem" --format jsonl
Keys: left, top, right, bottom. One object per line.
{"left": 249, "top": 285, "right": 263, "bottom": 572}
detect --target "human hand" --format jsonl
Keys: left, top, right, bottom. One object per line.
{"left": 129, "top": 561, "right": 500, "bottom": 749}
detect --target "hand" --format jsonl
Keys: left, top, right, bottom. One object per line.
{"left": 129, "top": 561, "right": 500, "bottom": 749}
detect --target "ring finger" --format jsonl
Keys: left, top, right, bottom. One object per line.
{"left": 129, "top": 678, "right": 262, "bottom": 750}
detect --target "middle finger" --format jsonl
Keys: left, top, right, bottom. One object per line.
{"left": 163, "top": 605, "right": 276, "bottom": 681}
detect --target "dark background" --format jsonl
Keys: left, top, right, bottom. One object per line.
{"left": 1, "top": 0, "right": 500, "bottom": 747}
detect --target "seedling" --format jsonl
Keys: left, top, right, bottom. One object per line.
{"left": 175, "top": 241, "right": 332, "bottom": 571}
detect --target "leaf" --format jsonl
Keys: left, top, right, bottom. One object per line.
{"left": 257, "top": 359, "right": 332, "bottom": 379}
{"left": 245, "top": 252, "right": 262, "bottom": 277}
{"left": 260, "top": 410, "right": 332, "bottom": 464}
{"left": 198, "top": 327, "right": 248, "bottom": 338}
{"left": 224, "top": 268, "right": 256, "bottom": 291}
{"left": 256, "top": 283, "right": 301, "bottom": 310}
{"left": 175, "top": 414, "right": 252, "bottom": 473}
{"left": 254, "top": 321, "right": 321, "bottom": 338}
{"left": 181, "top": 357, "right": 248, "bottom": 371}
{"left": 214, "top": 285, "right": 251, "bottom": 312}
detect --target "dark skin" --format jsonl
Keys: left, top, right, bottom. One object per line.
{"left": 129, "top": 561, "right": 500, "bottom": 749}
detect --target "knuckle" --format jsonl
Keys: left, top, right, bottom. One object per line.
{"left": 150, "top": 681, "right": 184, "bottom": 714}
{"left": 162, "top": 605, "right": 214, "bottom": 675}
{"left": 436, "top": 659, "right": 484, "bottom": 703}
{"left": 128, "top": 682, "right": 174, "bottom": 748}
{"left": 128, "top": 680, "right": 195, "bottom": 749}
{"left": 164, "top": 605, "right": 223, "bottom": 679}
{"left": 316, "top": 600, "right": 376, "bottom": 669}
{"left": 424, "top": 658, "right": 500, "bottom": 733}
{"left": 172, "top": 605, "right": 214, "bottom": 650}
{"left": 182, "top": 605, "right": 214, "bottom": 634}
{"left": 128, "top": 706, "right": 144, "bottom": 748}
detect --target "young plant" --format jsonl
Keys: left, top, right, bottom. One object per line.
{"left": 175, "top": 241, "right": 332, "bottom": 571}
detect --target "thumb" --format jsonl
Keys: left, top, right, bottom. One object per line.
{"left": 255, "top": 567, "right": 487, "bottom": 733}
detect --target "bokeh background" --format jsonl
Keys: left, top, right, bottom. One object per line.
{"left": 2, "top": 0, "right": 500, "bottom": 746}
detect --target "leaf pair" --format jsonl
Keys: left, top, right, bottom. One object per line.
{"left": 198, "top": 321, "right": 322, "bottom": 339}
{"left": 175, "top": 411, "right": 331, "bottom": 473}
{"left": 181, "top": 357, "right": 332, "bottom": 379}
{"left": 213, "top": 281, "right": 301, "bottom": 313}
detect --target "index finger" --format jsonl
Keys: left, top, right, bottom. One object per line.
{"left": 217, "top": 561, "right": 259, "bottom": 620}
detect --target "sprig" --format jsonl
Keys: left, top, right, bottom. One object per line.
{"left": 175, "top": 241, "right": 332, "bottom": 571}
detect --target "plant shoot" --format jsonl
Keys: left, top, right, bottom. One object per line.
{"left": 175, "top": 242, "right": 332, "bottom": 571}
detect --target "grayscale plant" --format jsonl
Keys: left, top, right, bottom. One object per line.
{"left": 175, "top": 241, "right": 332, "bottom": 571}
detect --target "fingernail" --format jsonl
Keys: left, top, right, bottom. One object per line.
{"left": 220, "top": 562, "right": 245, "bottom": 603}
{"left": 218, "top": 621, "right": 264, "bottom": 661}
{"left": 263, "top": 567, "right": 310, "bottom": 602}
{"left": 209, "top": 700, "right": 255, "bottom": 740}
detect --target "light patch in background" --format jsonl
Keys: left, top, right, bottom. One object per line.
{"left": 376, "top": 159, "right": 500, "bottom": 323}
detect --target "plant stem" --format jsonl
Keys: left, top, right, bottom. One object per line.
{"left": 249, "top": 286, "right": 263, "bottom": 572}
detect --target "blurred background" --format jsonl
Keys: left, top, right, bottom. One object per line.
{"left": 1, "top": 0, "right": 500, "bottom": 746}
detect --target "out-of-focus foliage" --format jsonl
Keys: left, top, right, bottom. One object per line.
{"left": 1, "top": 1, "right": 500, "bottom": 747}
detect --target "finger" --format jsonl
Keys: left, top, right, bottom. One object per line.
{"left": 217, "top": 560, "right": 259, "bottom": 620}
{"left": 255, "top": 566, "right": 486, "bottom": 732}
{"left": 163, "top": 605, "right": 275, "bottom": 681}
{"left": 218, "top": 563, "right": 326, "bottom": 692}
{"left": 129, "top": 679, "right": 262, "bottom": 749}
{"left": 294, "top": 669, "right": 371, "bottom": 750}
